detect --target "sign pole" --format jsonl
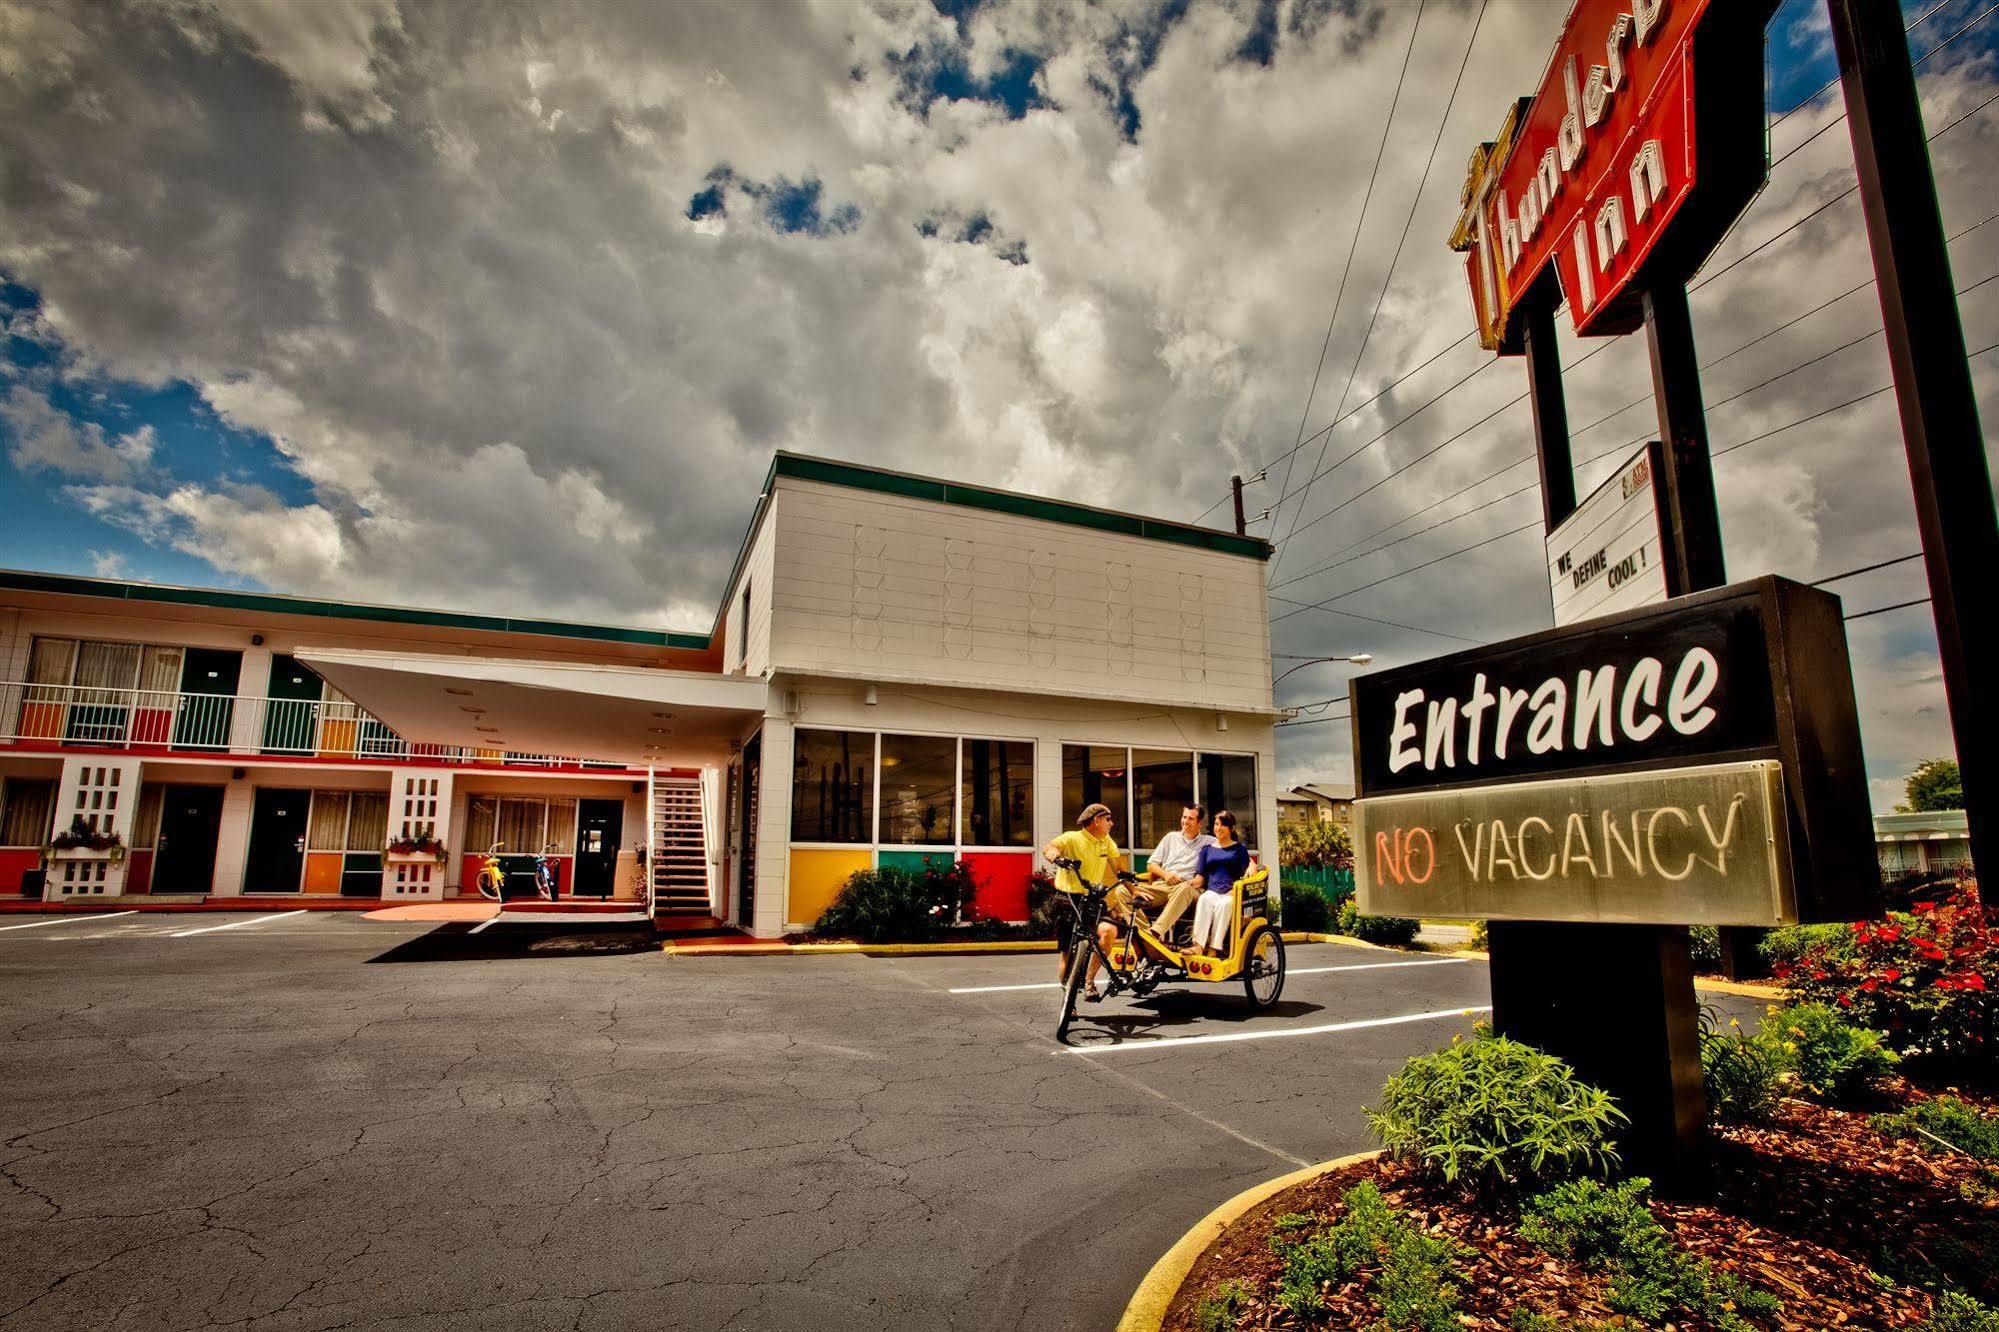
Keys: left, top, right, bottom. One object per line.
{"left": 1827, "top": 0, "right": 1998, "bottom": 882}
{"left": 1488, "top": 290, "right": 1709, "bottom": 1194}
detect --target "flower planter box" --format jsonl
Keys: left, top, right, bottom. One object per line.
{"left": 385, "top": 851, "right": 447, "bottom": 866}
{"left": 48, "top": 846, "right": 124, "bottom": 862}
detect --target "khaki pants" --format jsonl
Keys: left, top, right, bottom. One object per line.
{"left": 1130, "top": 878, "right": 1200, "bottom": 935}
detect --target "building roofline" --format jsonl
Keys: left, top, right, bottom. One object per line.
{"left": 0, "top": 568, "right": 713, "bottom": 652}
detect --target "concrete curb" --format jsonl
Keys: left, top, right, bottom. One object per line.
{"left": 1695, "top": 976, "right": 1790, "bottom": 999}
{"left": 1116, "top": 1149, "right": 1385, "bottom": 1332}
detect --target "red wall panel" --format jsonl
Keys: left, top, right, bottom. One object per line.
{"left": 963, "top": 851, "right": 1031, "bottom": 923}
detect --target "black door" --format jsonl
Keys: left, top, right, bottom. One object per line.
{"left": 244, "top": 788, "right": 308, "bottom": 892}
{"left": 152, "top": 785, "right": 224, "bottom": 894}
{"left": 261, "top": 655, "right": 323, "bottom": 753}
{"left": 173, "top": 649, "right": 241, "bottom": 750}
{"left": 573, "top": 799, "right": 623, "bottom": 898}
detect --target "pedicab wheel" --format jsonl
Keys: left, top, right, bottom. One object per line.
{"left": 1242, "top": 926, "right": 1285, "bottom": 1010}
{"left": 1055, "top": 935, "right": 1093, "bottom": 1036}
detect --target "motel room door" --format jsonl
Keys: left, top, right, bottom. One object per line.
{"left": 573, "top": 799, "right": 623, "bottom": 898}
{"left": 152, "top": 786, "right": 225, "bottom": 894}
{"left": 172, "top": 649, "right": 240, "bottom": 750}
{"left": 244, "top": 788, "right": 309, "bottom": 892}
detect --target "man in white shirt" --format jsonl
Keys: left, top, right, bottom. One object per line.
{"left": 1131, "top": 804, "right": 1214, "bottom": 942}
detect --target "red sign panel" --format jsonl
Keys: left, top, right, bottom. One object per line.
{"left": 1453, "top": 0, "right": 1735, "bottom": 349}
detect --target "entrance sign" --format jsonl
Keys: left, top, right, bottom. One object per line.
{"left": 1547, "top": 442, "right": 1670, "bottom": 626}
{"left": 1449, "top": 0, "right": 1778, "bottom": 351}
{"left": 1356, "top": 760, "right": 1789, "bottom": 925}
{"left": 1350, "top": 576, "right": 1875, "bottom": 922}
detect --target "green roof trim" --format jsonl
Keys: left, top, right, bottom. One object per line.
{"left": 0, "top": 569, "right": 712, "bottom": 651}
{"left": 770, "top": 453, "right": 1272, "bottom": 559}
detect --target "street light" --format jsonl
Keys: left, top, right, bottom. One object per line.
{"left": 1272, "top": 652, "right": 1374, "bottom": 686}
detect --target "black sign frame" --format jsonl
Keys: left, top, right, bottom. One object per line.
{"left": 1350, "top": 576, "right": 1876, "bottom": 922}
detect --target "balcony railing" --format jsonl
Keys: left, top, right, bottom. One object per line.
{"left": 0, "top": 682, "right": 629, "bottom": 770}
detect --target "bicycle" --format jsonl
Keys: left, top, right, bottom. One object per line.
{"left": 1048, "top": 856, "right": 1285, "bottom": 1039}
{"left": 475, "top": 842, "right": 507, "bottom": 901}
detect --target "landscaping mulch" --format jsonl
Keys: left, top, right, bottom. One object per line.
{"left": 1165, "top": 1087, "right": 1999, "bottom": 1330}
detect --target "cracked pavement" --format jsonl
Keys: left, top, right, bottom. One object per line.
{"left": 0, "top": 915, "right": 1505, "bottom": 1330}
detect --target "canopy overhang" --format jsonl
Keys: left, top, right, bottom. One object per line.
{"left": 296, "top": 647, "right": 768, "bottom": 769}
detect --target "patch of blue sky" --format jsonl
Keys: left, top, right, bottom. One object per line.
{"left": 684, "top": 167, "right": 860, "bottom": 237}
{"left": 1, "top": 277, "right": 310, "bottom": 587}
{"left": 1767, "top": 0, "right": 1999, "bottom": 120}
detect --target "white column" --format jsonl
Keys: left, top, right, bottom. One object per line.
{"left": 383, "top": 768, "right": 450, "bottom": 900}
{"left": 50, "top": 755, "right": 144, "bottom": 898}
{"left": 209, "top": 776, "right": 254, "bottom": 897}
{"left": 754, "top": 717, "right": 793, "bottom": 939}
{"left": 1254, "top": 725, "right": 1281, "bottom": 903}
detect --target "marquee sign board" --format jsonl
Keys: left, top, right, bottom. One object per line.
{"left": 1350, "top": 576, "right": 1876, "bottom": 923}
{"left": 1355, "top": 760, "right": 1789, "bottom": 925}
{"left": 1448, "top": 0, "right": 1778, "bottom": 352}
{"left": 1548, "top": 442, "right": 1671, "bottom": 626}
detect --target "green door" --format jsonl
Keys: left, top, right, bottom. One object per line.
{"left": 260, "top": 655, "right": 323, "bottom": 753}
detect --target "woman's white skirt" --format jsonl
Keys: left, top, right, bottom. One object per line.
{"left": 1192, "top": 891, "right": 1233, "bottom": 952}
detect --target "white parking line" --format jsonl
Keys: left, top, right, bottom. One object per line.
{"left": 169, "top": 910, "right": 309, "bottom": 938}
{"left": 1067, "top": 1005, "right": 1492, "bottom": 1054}
{"left": 0, "top": 911, "right": 137, "bottom": 932}
{"left": 947, "top": 956, "right": 1471, "bottom": 995}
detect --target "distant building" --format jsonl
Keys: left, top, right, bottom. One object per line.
{"left": 1874, "top": 809, "right": 1972, "bottom": 879}
{"left": 1278, "top": 782, "right": 1354, "bottom": 828}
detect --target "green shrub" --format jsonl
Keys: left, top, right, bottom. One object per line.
{"left": 1700, "top": 1004, "right": 1782, "bottom": 1125}
{"left": 1690, "top": 924, "right": 1722, "bottom": 972}
{"left": 1273, "top": 1182, "right": 1465, "bottom": 1328}
{"left": 1925, "top": 1289, "right": 1999, "bottom": 1332}
{"left": 1873, "top": 1097, "right": 1999, "bottom": 1161}
{"left": 1277, "top": 880, "right": 1335, "bottom": 933}
{"left": 1336, "top": 897, "right": 1359, "bottom": 935}
{"left": 1192, "top": 1278, "right": 1249, "bottom": 1332}
{"left": 1759, "top": 921, "right": 1855, "bottom": 967}
{"left": 1353, "top": 913, "right": 1421, "bottom": 946}
{"left": 1468, "top": 919, "right": 1489, "bottom": 952}
{"left": 814, "top": 861, "right": 976, "bottom": 942}
{"left": 1280, "top": 819, "right": 1353, "bottom": 870}
{"left": 1762, "top": 1002, "right": 1898, "bottom": 1102}
{"left": 1366, "top": 1037, "right": 1625, "bottom": 1192}
{"left": 1522, "top": 1177, "right": 1781, "bottom": 1331}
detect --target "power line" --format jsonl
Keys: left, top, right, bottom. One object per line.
{"left": 1270, "top": 0, "right": 1491, "bottom": 581}
{"left": 1268, "top": 338, "right": 1997, "bottom": 625}
{"left": 1267, "top": 4, "right": 1427, "bottom": 559}
{"left": 1267, "top": 600, "right": 1484, "bottom": 644}
{"left": 1275, "top": 713, "right": 1352, "bottom": 729}
{"left": 1272, "top": 213, "right": 1998, "bottom": 586}
{"left": 1846, "top": 596, "right": 1933, "bottom": 621}
{"left": 1811, "top": 552, "right": 1925, "bottom": 585}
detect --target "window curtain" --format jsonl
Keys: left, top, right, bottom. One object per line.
{"left": 496, "top": 798, "right": 544, "bottom": 853}
{"left": 138, "top": 646, "right": 184, "bottom": 696}
{"left": 131, "top": 785, "right": 165, "bottom": 849}
{"left": 464, "top": 797, "right": 498, "bottom": 853}
{"left": 346, "top": 792, "right": 389, "bottom": 850}
{"left": 308, "top": 792, "right": 351, "bottom": 851}
{"left": 546, "top": 798, "right": 578, "bottom": 854}
{"left": 0, "top": 779, "right": 56, "bottom": 847}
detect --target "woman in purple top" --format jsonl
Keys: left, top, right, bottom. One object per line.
{"left": 1188, "top": 810, "right": 1251, "bottom": 958}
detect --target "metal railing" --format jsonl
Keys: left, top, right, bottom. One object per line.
{"left": 0, "top": 681, "right": 634, "bottom": 771}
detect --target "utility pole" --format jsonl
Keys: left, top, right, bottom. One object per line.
{"left": 1231, "top": 474, "right": 1247, "bottom": 537}
{"left": 1827, "top": 0, "right": 1997, "bottom": 882}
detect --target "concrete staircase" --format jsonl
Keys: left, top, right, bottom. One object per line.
{"left": 650, "top": 776, "right": 711, "bottom": 916}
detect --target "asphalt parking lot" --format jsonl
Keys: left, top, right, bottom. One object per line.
{"left": 0, "top": 914, "right": 1750, "bottom": 1330}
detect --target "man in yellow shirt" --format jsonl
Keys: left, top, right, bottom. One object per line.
{"left": 1042, "top": 802, "right": 1129, "bottom": 999}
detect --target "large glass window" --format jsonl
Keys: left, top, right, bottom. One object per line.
{"left": 792, "top": 728, "right": 874, "bottom": 843}
{"left": 1198, "top": 753, "right": 1260, "bottom": 854}
{"left": 880, "top": 734, "right": 955, "bottom": 846}
{"left": 1131, "top": 749, "right": 1195, "bottom": 852}
{"left": 131, "top": 784, "right": 164, "bottom": 849}
{"left": 961, "top": 739, "right": 1033, "bottom": 847}
{"left": 0, "top": 778, "right": 55, "bottom": 847}
{"left": 1062, "top": 745, "right": 1130, "bottom": 841}
{"left": 465, "top": 796, "right": 497, "bottom": 853}
{"left": 308, "top": 792, "right": 351, "bottom": 851}
{"left": 347, "top": 792, "right": 388, "bottom": 851}
{"left": 545, "top": 797, "right": 578, "bottom": 855}
{"left": 497, "top": 797, "right": 546, "bottom": 852}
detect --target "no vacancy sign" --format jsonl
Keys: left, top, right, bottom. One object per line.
{"left": 1350, "top": 577, "right": 1876, "bottom": 926}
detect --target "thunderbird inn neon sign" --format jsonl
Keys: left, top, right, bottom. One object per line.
{"left": 1449, "top": 0, "right": 1776, "bottom": 351}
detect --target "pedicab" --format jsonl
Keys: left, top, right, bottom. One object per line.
{"left": 1048, "top": 856, "right": 1286, "bottom": 1037}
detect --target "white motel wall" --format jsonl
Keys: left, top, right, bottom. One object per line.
{"left": 0, "top": 452, "right": 1282, "bottom": 937}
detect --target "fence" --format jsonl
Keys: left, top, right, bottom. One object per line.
{"left": 1282, "top": 865, "right": 1354, "bottom": 898}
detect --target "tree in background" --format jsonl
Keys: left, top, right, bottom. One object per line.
{"left": 1899, "top": 758, "right": 1964, "bottom": 813}
{"left": 1279, "top": 819, "right": 1353, "bottom": 870}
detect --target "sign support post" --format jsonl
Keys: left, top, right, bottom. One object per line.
{"left": 1521, "top": 294, "right": 1576, "bottom": 531}
{"left": 1827, "top": 0, "right": 1998, "bottom": 882}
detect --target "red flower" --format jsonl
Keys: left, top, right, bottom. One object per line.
{"left": 1836, "top": 993, "right": 1854, "bottom": 1007}
{"left": 1881, "top": 968, "right": 1901, "bottom": 983}
{"left": 1960, "top": 973, "right": 1987, "bottom": 992}
{"left": 1860, "top": 978, "right": 1879, "bottom": 992}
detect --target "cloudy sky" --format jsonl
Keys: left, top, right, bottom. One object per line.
{"left": 2, "top": 0, "right": 1995, "bottom": 809}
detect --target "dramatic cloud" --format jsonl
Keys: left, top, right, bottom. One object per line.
{"left": 1, "top": 0, "right": 1994, "bottom": 807}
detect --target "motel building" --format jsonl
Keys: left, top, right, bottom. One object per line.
{"left": 0, "top": 453, "right": 1282, "bottom": 936}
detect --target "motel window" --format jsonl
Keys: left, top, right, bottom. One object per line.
{"left": 961, "top": 739, "right": 1033, "bottom": 848}
{"left": 496, "top": 797, "right": 548, "bottom": 853}
{"left": 0, "top": 778, "right": 56, "bottom": 847}
{"left": 545, "top": 797, "right": 578, "bottom": 855}
{"left": 464, "top": 797, "right": 498, "bottom": 853}
{"left": 791, "top": 728, "right": 874, "bottom": 844}
{"left": 1061, "top": 746, "right": 1130, "bottom": 839}
{"left": 309, "top": 792, "right": 352, "bottom": 851}
{"left": 1131, "top": 749, "right": 1195, "bottom": 851}
{"left": 1198, "top": 753, "right": 1260, "bottom": 854}
{"left": 347, "top": 792, "right": 389, "bottom": 851}
{"left": 131, "top": 784, "right": 164, "bottom": 850}
{"left": 879, "top": 734, "right": 956, "bottom": 846}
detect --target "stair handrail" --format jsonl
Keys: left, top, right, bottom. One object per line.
{"left": 645, "top": 764, "right": 657, "bottom": 917}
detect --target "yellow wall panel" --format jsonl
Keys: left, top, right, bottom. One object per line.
{"left": 303, "top": 852, "right": 344, "bottom": 894}
{"left": 787, "top": 849, "right": 873, "bottom": 928}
